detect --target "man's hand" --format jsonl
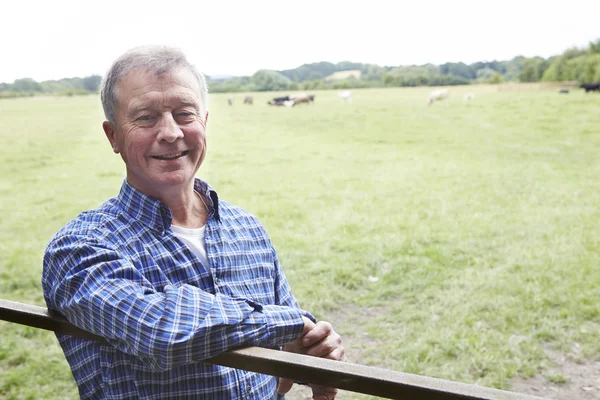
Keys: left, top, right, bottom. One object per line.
{"left": 277, "top": 317, "right": 345, "bottom": 400}
{"left": 299, "top": 319, "right": 345, "bottom": 360}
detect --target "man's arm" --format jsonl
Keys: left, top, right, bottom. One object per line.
{"left": 43, "top": 234, "right": 308, "bottom": 371}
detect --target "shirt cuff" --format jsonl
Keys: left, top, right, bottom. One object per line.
{"left": 253, "top": 304, "right": 306, "bottom": 346}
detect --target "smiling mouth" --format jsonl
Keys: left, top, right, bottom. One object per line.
{"left": 152, "top": 151, "right": 189, "bottom": 160}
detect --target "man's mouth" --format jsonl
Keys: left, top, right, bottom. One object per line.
{"left": 152, "top": 151, "right": 189, "bottom": 160}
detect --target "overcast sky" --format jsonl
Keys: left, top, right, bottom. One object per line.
{"left": 2, "top": 0, "right": 599, "bottom": 83}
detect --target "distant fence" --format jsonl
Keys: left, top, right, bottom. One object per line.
{"left": 498, "top": 81, "right": 579, "bottom": 92}
{"left": 0, "top": 299, "right": 549, "bottom": 400}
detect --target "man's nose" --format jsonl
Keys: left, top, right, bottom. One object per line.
{"left": 156, "top": 113, "right": 184, "bottom": 142}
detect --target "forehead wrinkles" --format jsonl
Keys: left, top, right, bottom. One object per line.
{"left": 118, "top": 69, "right": 205, "bottom": 114}
{"left": 124, "top": 86, "right": 204, "bottom": 119}
{"left": 129, "top": 90, "right": 200, "bottom": 111}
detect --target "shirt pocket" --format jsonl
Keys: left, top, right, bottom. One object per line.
{"left": 240, "top": 261, "right": 276, "bottom": 304}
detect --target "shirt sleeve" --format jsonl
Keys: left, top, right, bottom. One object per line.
{"left": 42, "top": 233, "right": 306, "bottom": 371}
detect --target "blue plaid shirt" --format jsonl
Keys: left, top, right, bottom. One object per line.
{"left": 42, "top": 179, "right": 312, "bottom": 399}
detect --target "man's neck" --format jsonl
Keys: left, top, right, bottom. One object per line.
{"left": 145, "top": 182, "right": 207, "bottom": 229}
{"left": 166, "top": 190, "right": 207, "bottom": 229}
{"left": 126, "top": 178, "right": 208, "bottom": 228}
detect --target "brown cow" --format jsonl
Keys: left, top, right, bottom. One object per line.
{"left": 289, "top": 94, "right": 314, "bottom": 106}
{"left": 243, "top": 96, "right": 253, "bottom": 105}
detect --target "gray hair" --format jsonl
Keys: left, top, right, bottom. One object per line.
{"left": 100, "top": 45, "right": 208, "bottom": 125}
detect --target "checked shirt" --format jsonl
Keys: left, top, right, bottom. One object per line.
{"left": 42, "top": 179, "right": 312, "bottom": 399}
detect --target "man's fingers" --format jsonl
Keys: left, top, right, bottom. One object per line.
{"left": 307, "top": 344, "right": 345, "bottom": 360}
{"left": 277, "top": 377, "right": 294, "bottom": 395}
{"left": 302, "top": 321, "right": 333, "bottom": 347}
{"left": 302, "top": 328, "right": 343, "bottom": 359}
{"left": 304, "top": 338, "right": 338, "bottom": 358}
{"left": 324, "top": 346, "right": 345, "bottom": 361}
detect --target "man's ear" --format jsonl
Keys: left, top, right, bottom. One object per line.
{"left": 205, "top": 111, "right": 209, "bottom": 124}
{"left": 102, "top": 121, "right": 120, "bottom": 154}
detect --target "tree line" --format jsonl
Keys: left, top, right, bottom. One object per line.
{"left": 1, "top": 39, "right": 599, "bottom": 98}
{"left": 207, "top": 38, "right": 600, "bottom": 92}
{"left": 0, "top": 75, "right": 102, "bottom": 99}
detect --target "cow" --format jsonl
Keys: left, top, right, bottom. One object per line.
{"left": 244, "top": 96, "right": 254, "bottom": 105}
{"left": 268, "top": 96, "right": 290, "bottom": 106}
{"left": 559, "top": 89, "right": 569, "bottom": 94}
{"left": 428, "top": 89, "right": 448, "bottom": 105}
{"left": 269, "top": 94, "right": 315, "bottom": 107}
{"left": 289, "top": 94, "right": 314, "bottom": 106}
{"left": 338, "top": 90, "right": 352, "bottom": 103}
{"left": 581, "top": 83, "right": 600, "bottom": 93}
{"left": 228, "top": 97, "right": 233, "bottom": 105}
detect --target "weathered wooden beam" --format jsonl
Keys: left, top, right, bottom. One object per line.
{"left": 0, "top": 299, "right": 547, "bottom": 400}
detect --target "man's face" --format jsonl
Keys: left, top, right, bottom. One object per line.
{"left": 103, "top": 67, "right": 208, "bottom": 199}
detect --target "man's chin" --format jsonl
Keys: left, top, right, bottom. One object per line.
{"left": 128, "top": 173, "right": 196, "bottom": 195}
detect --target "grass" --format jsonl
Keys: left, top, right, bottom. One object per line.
{"left": 1, "top": 86, "right": 599, "bottom": 399}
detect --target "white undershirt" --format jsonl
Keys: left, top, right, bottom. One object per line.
{"left": 171, "top": 224, "right": 210, "bottom": 269}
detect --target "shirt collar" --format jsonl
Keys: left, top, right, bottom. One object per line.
{"left": 117, "top": 178, "right": 220, "bottom": 234}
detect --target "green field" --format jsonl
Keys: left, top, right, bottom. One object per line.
{"left": 1, "top": 86, "right": 599, "bottom": 399}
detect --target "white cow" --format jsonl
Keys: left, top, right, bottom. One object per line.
{"left": 338, "top": 90, "right": 352, "bottom": 103}
{"left": 428, "top": 89, "right": 448, "bottom": 105}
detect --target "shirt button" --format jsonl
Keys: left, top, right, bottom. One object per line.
{"left": 245, "top": 385, "right": 251, "bottom": 393}
{"left": 214, "top": 277, "right": 219, "bottom": 285}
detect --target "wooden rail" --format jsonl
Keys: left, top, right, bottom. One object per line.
{"left": 0, "top": 299, "right": 548, "bottom": 400}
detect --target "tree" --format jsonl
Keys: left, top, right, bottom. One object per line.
{"left": 488, "top": 73, "right": 504, "bottom": 84}
{"left": 361, "top": 64, "right": 387, "bottom": 81}
{"left": 12, "top": 78, "right": 42, "bottom": 92}
{"left": 83, "top": 75, "right": 102, "bottom": 92}
{"left": 440, "top": 62, "right": 475, "bottom": 79}
{"left": 279, "top": 62, "right": 337, "bottom": 82}
{"left": 590, "top": 39, "right": 600, "bottom": 54}
{"left": 251, "top": 70, "right": 290, "bottom": 91}
{"left": 471, "top": 60, "right": 507, "bottom": 75}
{"left": 582, "top": 59, "right": 596, "bottom": 83}
{"left": 562, "top": 47, "right": 585, "bottom": 60}
{"left": 518, "top": 58, "right": 549, "bottom": 82}
{"left": 503, "top": 56, "right": 526, "bottom": 81}
{"left": 476, "top": 68, "right": 496, "bottom": 82}
{"left": 542, "top": 56, "right": 567, "bottom": 82}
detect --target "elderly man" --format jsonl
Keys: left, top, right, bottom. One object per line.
{"left": 42, "top": 45, "right": 343, "bottom": 400}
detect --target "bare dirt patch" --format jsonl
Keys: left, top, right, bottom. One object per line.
{"left": 286, "top": 304, "right": 600, "bottom": 400}
{"left": 511, "top": 349, "right": 600, "bottom": 400}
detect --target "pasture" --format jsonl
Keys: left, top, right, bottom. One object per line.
{"left": 1, "top": 86, "right": 599, "bottom": 399}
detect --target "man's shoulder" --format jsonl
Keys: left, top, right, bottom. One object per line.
{"left": 216, "top": 200, "right": 269, "bottom": 232}
{"left": 218, "top": 200, "right": 254, "bottom": 218}
{"left": 51, "top": 197, "right": 122, "bottom": 241}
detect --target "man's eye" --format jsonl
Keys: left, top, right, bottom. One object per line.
{"left": 137, "top": 115, "right": 154, "bottom": 121}
{"left": 177, "top": 112, "right": 194, "bottom": 117}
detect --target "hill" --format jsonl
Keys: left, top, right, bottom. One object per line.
{"left": 325, "top": 70, "right": 361, "bottom": 81}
